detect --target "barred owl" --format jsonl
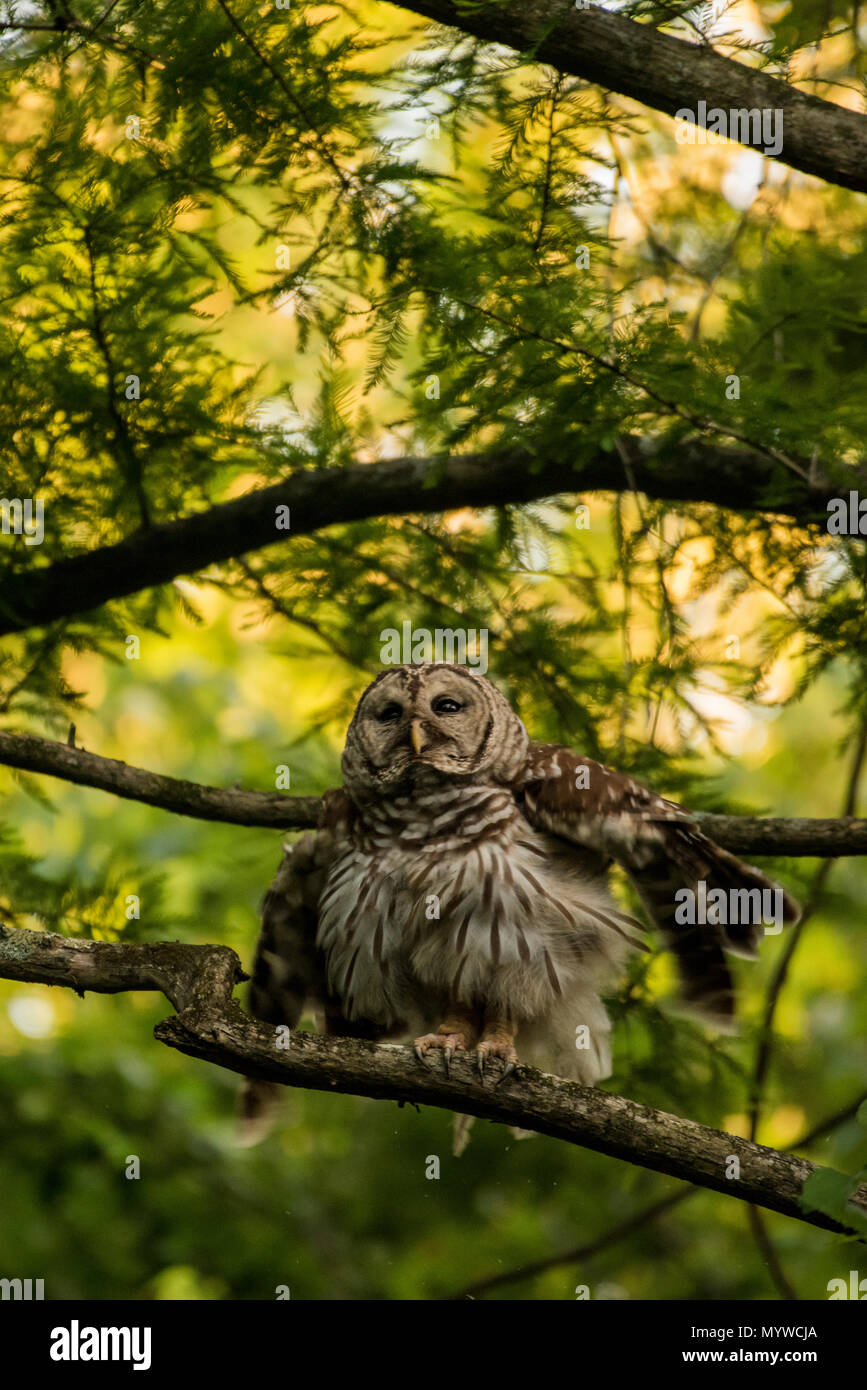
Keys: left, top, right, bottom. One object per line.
{"left": 243, "top": 663, "right": 797, "bottom": 1125}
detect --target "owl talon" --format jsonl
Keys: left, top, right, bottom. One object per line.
{"left": 413, "top": 1027, "right": 475, "bottom": 1070}
{"left": 475, "top": 1034, "right": 518, "bottom": 1084}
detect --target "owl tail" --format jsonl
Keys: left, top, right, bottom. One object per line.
{"left": 453, "top": 1112, "right": 475, "bottom": 1156}
{"left": 236, "top": 1078, "right": 283, "bottom": 1147}
{"left": 237, "top": 841, "right": 328, "bottom": 1144}
{"left": 452, "top": 1113, "right": 537, "bottom": 1156}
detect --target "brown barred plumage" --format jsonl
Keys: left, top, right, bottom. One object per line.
{"left": 243, "top": 663, "right": 798, "bottom": 1131}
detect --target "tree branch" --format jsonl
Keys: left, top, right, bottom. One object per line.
{"left": 0, "top": 729, "right": 321, "bottom": 829}
{"left": 0, "top": 439, "right": 855, "bottom": 638}
{"left": 0, "top": 921, "right": 245, "bottom": 1014}
{"left": 392, "top": 0, "right": 867, "bottom": 194}
{"left": 688, "top": 812, "right": 867, "bottom": 856}
{"left": 0, "top": 922, "right": 863, "bottom": 1238}
{"left": 3, "top": 728, "right": 867, "bottom": 855}
{"left": 451, "top": 1189, "right": 692, "bottom": 1298}
{"left": 159, "top": 1022, "right": 865, "bottom": 1237}
{"left": 7, "top": 4, "right": 867, "bottom": 192}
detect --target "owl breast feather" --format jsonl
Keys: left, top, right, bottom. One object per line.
{"left": 315, "top": 797, "right": 631, "bottom": 1027}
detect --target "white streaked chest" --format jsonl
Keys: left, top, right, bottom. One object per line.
{"left": 315, "top": 785, "right": 619, "bottom": 1023}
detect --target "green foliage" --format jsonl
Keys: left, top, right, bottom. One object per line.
{"left": 801, "top": 1168, "right": 867, "bottom": 1240}
{"left": 0, "top": 0, "right": 866, "bottom": 1300}
{"left": 799, "top": 1102, "right": 867, "bottom": 1236}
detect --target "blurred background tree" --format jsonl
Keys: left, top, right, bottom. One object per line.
{"left": 0, "top": 0, "right": 866, "bottom": 1299}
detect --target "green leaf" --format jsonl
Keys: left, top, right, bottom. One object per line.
{"left": 801, "top": 1168, "right": 867, "bottom": 1238}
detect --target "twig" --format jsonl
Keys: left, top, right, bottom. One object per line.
{"left": 448, "top": 1088, "right": 867, "bottom": 1298}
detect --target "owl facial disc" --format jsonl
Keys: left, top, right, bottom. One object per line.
{"left": 341, "top": 663, "right": 529, "bottom": 801}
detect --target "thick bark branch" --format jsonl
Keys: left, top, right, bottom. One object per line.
{"left": 7, "top": 4, "right": 866, "bottom": 192}
{"left": 0, "top": 922, "right": 246, "bottom": 1014}
{"left": 688, "top": 813, "right": 867, "bottom": 857}
{"left": 163, "top": 1014, "right": 867, "bottom": 1236}
{"left": 0, "top": 923, "right": 862, "bottom": 1237}
{"left": 3, "top": 728, "right": 867, "bottom": 855}
{"left": 0, "top": 440, "right": 853, "bottom": 638}
{"left": 392, "top": 0, "right": 867, "bottom": 194}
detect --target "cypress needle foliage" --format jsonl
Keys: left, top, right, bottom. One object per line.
{"left": 0, "top": 0, "right": 866, "bottom": 1297}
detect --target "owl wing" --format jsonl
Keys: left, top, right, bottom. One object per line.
{"left": 519, "top": 743, "right": 799, "bottom": 1025}
{"left": 240, "top": 790, "right": 383, "bottom": 1141}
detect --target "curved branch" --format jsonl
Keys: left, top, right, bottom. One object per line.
{"left": 1, "top": 923, "right": 863, "bottom": 1237}
{"left": 0, "top": 438, "right": 855, "bottom": 638}
{"left": 6, "top": 4, "right": 867, "bottom": 192}
{"left": 158, "top": 1015, "right": 867, "bottom": 1237}
{"left": 0, "top": 729, "right": 321, "bottom": 829}
{"left": 393, "top": 0, "right": 867, "bottom": 194}
{"left": 3, "top": 728, "right": 867, "bottom": 855}
{"left": 0, "top": 921, "right": 245, "bottom": 1014}
{"left": 451, "top": 1189, "right": 692, "bottom": 1299}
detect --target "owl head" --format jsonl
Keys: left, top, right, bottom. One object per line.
{"left": 341, "top": 663, "right": 529, "bottom": 802}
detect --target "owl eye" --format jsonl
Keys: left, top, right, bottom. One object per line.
{"left": 432, "top": 696, "right": 463, "bottom": 715}
{"left": 377, "top": 702, "right": 403, "bottom": 724}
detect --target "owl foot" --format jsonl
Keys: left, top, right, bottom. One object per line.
{"left": 476, "top": 1035, "right": 519, "bottom": 1085}
{"left": 414, "top": 1023, "right": 477, "bottom": 1076}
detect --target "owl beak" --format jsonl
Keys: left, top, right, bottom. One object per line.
{"left": 410, "top": 719, "right": 427, "bottom": 756}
